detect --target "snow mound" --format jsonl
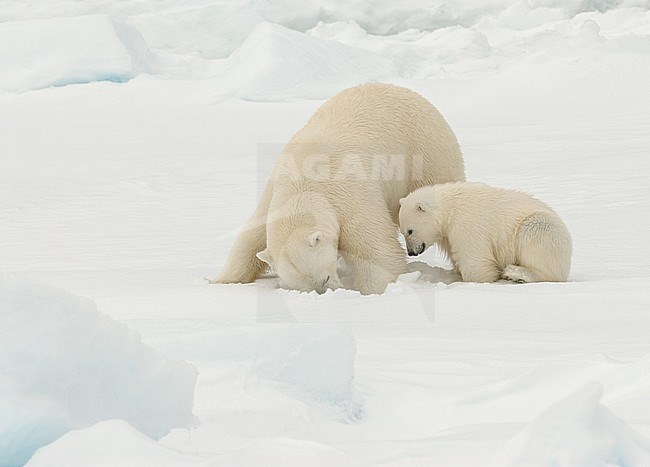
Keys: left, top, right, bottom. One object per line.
{"left": 493, "top": 383, "right": 650, "bottom": 466}
{"left": 0, "top": 15, "right": 155, "bottom": 93}
{"left": 263, "top": 0, "right": 632, "bottom": 35}
{"left": 0, "top": 278, "right": 197, "bottom": 467}
{"left": 214, "top": 22, "right": 396, "bottom": 101}
{"left": 26, "top": 420, "right": 205, "bottom": 467}
{"left": 2, "top": 2, "right": 650, "bottom": 96}
{"left": 162, "top": 324, "right": 356, "bottom": 405}
{"left": 308, "top": 21, "right": 496, "bottom": 78}
{"left": 128, "top": 3, "right": 262, "bottom": 60}
{"left": 253, "top": 325, "right": 357, "bottom": 404}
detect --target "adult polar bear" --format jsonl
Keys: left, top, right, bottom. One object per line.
{"left": 213, "top": 83, "right": 465, "bottom": 294}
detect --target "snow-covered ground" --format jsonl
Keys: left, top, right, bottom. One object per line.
{"left": 2, "top": 1, "right": 650, "bottom": 465}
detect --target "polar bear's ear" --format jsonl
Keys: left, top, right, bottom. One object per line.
{"left": 399, "top": 198, "right": 405, "bottom": 206}
{"left": 256, "top": 249, "right": 272, "bottom": 265}
{"left": 417, "top": 201, "right": 432, "bottom": 212}
{"left": 308, "top": 231, "right": 322, "bottom": 247}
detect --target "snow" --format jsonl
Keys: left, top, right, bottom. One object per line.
{"left": 3, "top": 1, "right": 650, "bottom": 92}
{"left": 26, "top": 420, "right": 207, "bottom": 467}
{"left": 0, "top": 15, "right": 154, "bottom": 93}
{"left": 28, "top": 420, "right": 358, "bottom": 467}
{"left": 0, "top": 278, "right": 197, "bottom": 467}
{"left": 211, "top": 21, "right": 396, "bottom": 101}
{"left": 159, "top": 323, "right": 358, "bottom": 407}
{"left": 1, "top": 0, "right": 650, "bottom": 465}
{"left": 493, "top": 383, "right": 650, "bottom": 466}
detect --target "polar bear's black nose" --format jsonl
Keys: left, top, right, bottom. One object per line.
{"left": 408, "top": 243, "right": 425, "bottom": 256}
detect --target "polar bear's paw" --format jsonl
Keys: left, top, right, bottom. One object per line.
{"left": 502, "top": 265, "right": 536, "bottom": 283}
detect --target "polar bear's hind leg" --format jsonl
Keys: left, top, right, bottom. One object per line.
{"left": 513, "top": 212, "right": 572, "bottom": 282}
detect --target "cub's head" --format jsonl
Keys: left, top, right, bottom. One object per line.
{"left": 398, "top": 188, "right": 439, "bottom": 257}
{"left": 257, "top": 229, "right": 342, "bottom": 293}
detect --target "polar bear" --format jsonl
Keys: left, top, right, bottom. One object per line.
{"left": 398, "top": 182, "right": 572, "bottom": 283}
{"left": 212, "top": 83, "right": 465, "bottom": 294}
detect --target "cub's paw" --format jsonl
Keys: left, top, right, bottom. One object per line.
{"left": 502, "top": 265, "right": 534, "bottom": 283}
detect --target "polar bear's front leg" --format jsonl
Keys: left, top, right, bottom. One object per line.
{"left": 210, "top": 182, "right": 273, "bottom": 284}
{"left": 346, "top": 254, "right": 407, "bottom": 295}
{"left": 341, "top": 226, "right": 407, "bottom": 294}
{"left": 211, "top": 218, "right": 267, "bottom": 284}
{"left": 456, "top": 255, "right": 501, "bottom": 283}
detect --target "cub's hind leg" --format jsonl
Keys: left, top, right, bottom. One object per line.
{"left": 513, "top": 211, "right": 572, "bottom": 282}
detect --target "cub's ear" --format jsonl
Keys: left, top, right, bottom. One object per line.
{"left": 417, "top": 201, "right": 432, "bottom": 212}
{"left": 399, "top": 197, "right": 405, "bottom": 206}
{"left": 256, "top": 249, "right": 272, "bottom": 265}
{"left": 308, "top": 231, "right": 322, "bottom": 247}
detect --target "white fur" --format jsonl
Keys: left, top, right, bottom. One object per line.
{"left": 213, "top": 83, "right": 465, "bottom": 294}
{"left": 399, "top": 182, "right": 572, "bottom": 283}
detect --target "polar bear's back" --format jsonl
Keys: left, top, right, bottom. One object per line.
{"left": 283, "top": 83, "right": 465, "bottom": 214}
{"left": 303, "top": 83, "right": 445, "bottom": 135}
{"left": 299, "top": 84, "right": 458, "bottom": 157}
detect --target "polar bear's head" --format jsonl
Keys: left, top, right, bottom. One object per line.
{"left": 398, "top": 188, "right": 440, "bottom": 257}
{"left": 256, "top": 229, "right": 342, "bottom": 294}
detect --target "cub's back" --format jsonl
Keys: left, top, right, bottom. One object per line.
{"left": 436, "top": 182, "right": 557, "bottom": 236}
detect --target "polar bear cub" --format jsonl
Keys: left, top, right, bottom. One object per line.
{"left": 399, "top": 182, "right": 572, "bottom": 283}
